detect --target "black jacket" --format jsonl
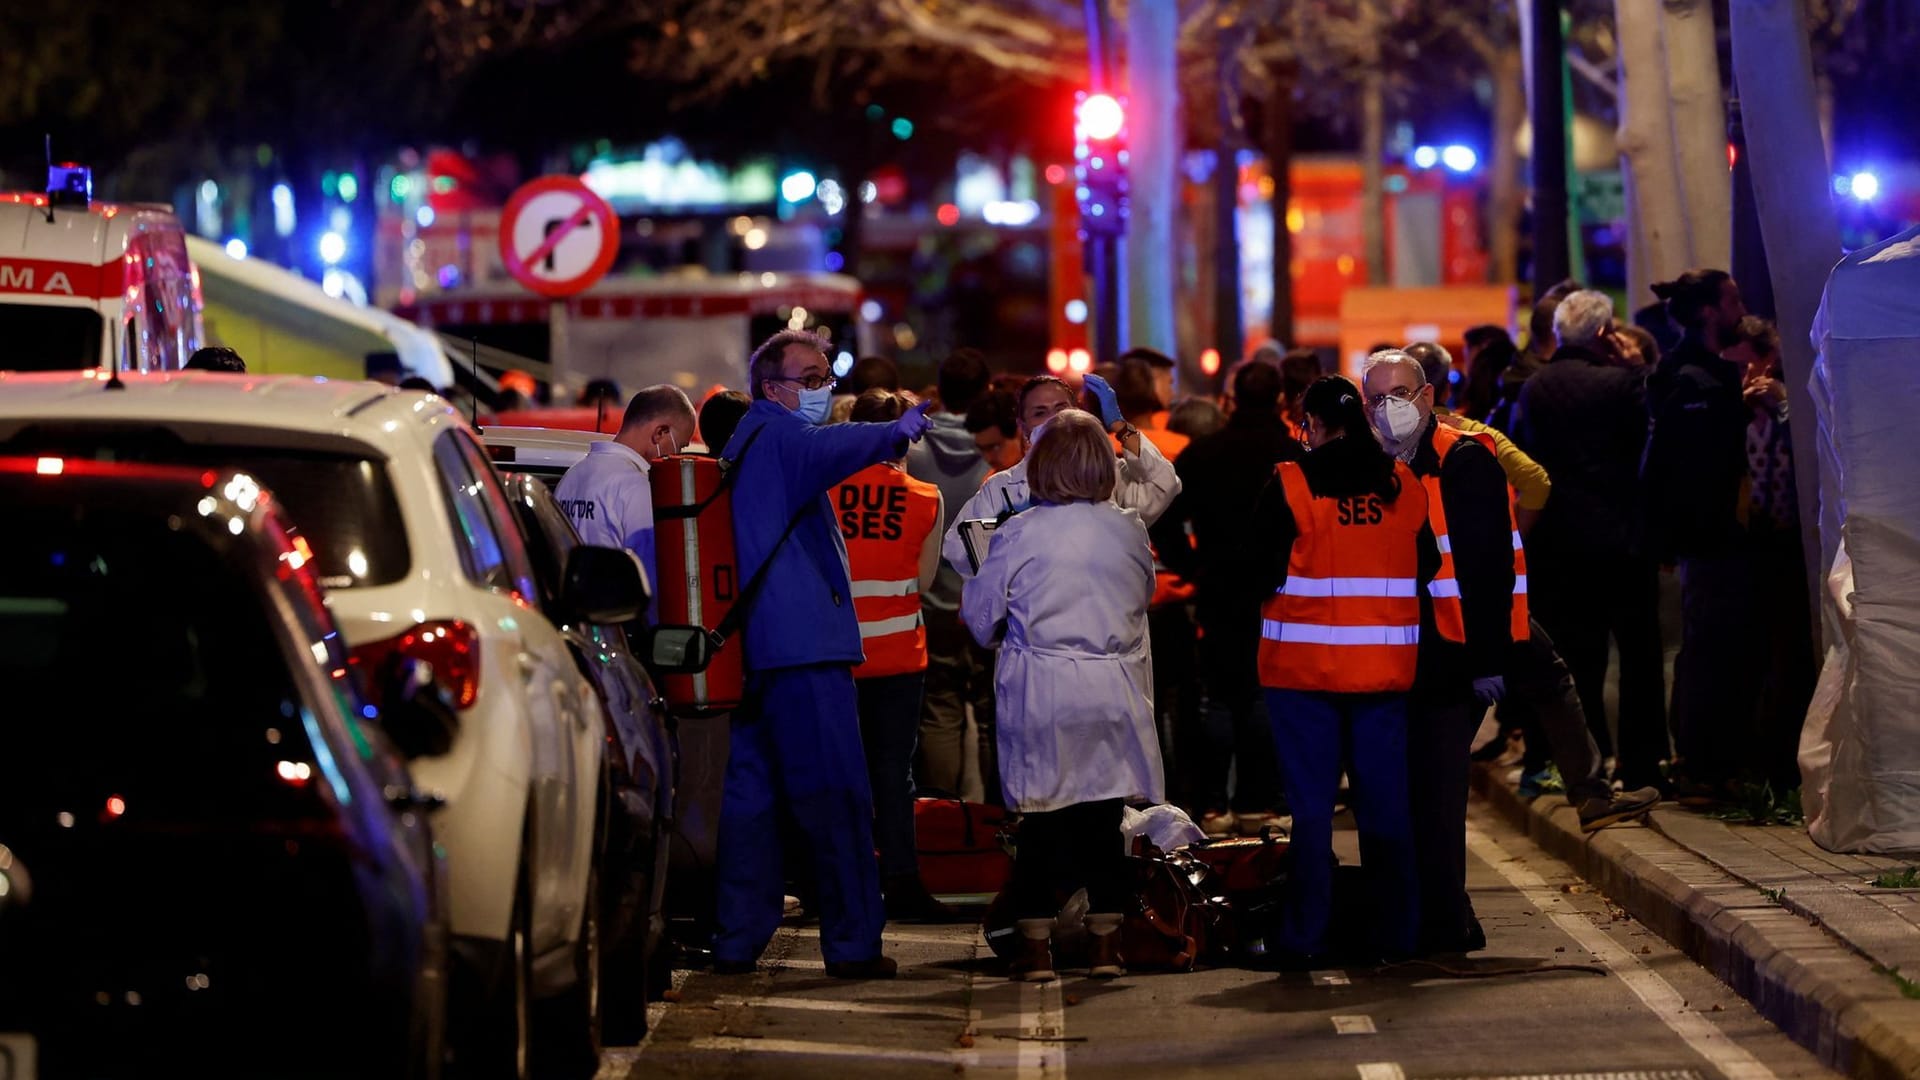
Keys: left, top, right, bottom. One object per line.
{"left": 1511, "top": 344, "right": 1652, "bottom": 557}
{"left": 1152, "top": 408, "right": 1302, "bottom": 627}
{"left": 1404, "top": 415, "right": 1516, "bottom": 687}
{"left": 1642, "top": 338, "right": 1751, "bottom": 560}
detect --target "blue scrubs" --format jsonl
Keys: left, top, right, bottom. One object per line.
{"left": 713, "top": 401, "right": 907, "bottom": 966}
{"left": 1265, "top": 688, "right": 1419, "bottom": 960}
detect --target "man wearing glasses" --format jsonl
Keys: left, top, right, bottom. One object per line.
{"left": 1361, "top": 349, "right": 1524, "bottom": 956}
{"left": 713, "top": 329, "right": 934, "bottom": 980}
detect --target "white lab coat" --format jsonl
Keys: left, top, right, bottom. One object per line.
{"left": 942, "top": 433, "right": 1181, "bottom": 579}
{"left": 961, "top": 500, "right": 1165, "bottom": 813}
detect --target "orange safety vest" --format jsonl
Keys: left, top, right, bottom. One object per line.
{"left": 1422, "top": 424, "right": 1530, "bottom": 644}
{"left": 1257, "top": 459, "right": 1430, "bottom": 694}
{"left": 836, "top": 462, "right": 940, "bottom": 679}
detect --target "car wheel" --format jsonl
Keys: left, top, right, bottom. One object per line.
{"left": 600, "top": 854, "right": 653, "bottom": 1045}
{"left": 532, "top": 848, "right": 604, "bottom": 1078}
{"left": 448, "top": 858, "right": 534, "bottom": 1080}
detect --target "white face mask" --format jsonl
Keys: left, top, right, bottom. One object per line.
{"left": 1372, "top": 396, "right": 1424, "bottom": 444}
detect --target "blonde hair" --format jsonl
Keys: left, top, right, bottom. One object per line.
{"left": 1027, "top": 409, "right": 1116, "bottom": 504}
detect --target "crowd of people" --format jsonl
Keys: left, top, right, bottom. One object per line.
{"left": 521, "top": 265, "right": 1815, "bottom": 982}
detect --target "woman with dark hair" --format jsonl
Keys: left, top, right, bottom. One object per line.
{"left": 1641, "top": 270, "right": 1755, "bottom": 804}
{"left": 1252, "top": 376, "right": 1434, "bottom": 963}
{"left": 1461, "top": 325, "right": 1517, "bottom": 421}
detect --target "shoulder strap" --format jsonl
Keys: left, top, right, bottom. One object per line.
{"left": 710, "top": 472, "right": 815, "bottom": 646}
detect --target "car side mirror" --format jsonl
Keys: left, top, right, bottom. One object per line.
{"left": 644, "top": 625, "right": 714, "bottom": 674}
{"left": 381, "top": 658, "right": 458, "bottom": 759}
{"left": 561, "top": 545, "right": 650, "bottom": 625}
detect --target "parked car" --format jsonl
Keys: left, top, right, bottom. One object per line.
{"left": 498, "top": 471, "right": 676, "bottom": 1040}
{"left": 0, "top": 373, "right": 646, "bottom": 1079}
{"left": 0, "top": 456, "right": 448, "bottom": 1078}
{"left": 480, "top": 426, "right": 607, "bottom": 488}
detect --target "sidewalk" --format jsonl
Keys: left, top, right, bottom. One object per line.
{"left": 1472, "top": 764, "right": 1920, "bottom": 1079}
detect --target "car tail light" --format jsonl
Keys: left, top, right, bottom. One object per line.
{"left": 352, "top": 620, "right": 481, "bottom": 710}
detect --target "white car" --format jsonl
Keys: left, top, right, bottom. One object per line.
{"left": 0, "top": 371, "right": 634, "bottom": 1079}
{"left": 478, "top": 425, "right": 609, "bottom": 488}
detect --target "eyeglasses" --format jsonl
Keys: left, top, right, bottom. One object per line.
{"left": 1363, "top": 386, "right": 1419, "bottom": 409}
{"left": 777, "top": 374, "right": 838, "bottom": 392}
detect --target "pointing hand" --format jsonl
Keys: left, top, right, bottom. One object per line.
{"left": 892, "top": 399, "right": 934, "bottom": 443}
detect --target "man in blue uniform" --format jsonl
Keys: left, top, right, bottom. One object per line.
{"left": 715, "top": 330, "right": 933, "bottom": 979}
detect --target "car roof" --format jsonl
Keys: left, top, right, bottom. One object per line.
{"left": 480, "top": 425, "right": 605, "bottom": 471}
{"left": 0, "top": 371, "right": 459, "bottom": 450}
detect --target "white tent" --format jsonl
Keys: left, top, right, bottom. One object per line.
{"left": 1799, "top": 224, "right": 1920, "bottom": 854}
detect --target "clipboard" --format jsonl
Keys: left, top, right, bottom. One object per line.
{"left": 958, "top": 518, "right": 999, "bottom": 574}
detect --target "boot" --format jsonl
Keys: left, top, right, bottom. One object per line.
{"left": 884, "top": 873, "right": 958, "bottom": 922}
{"left": 1085, "top": 913, "right": 1125, "bottom": 978}
{"left": 1011, "top": 918, "right": 1056, "bottom": 982}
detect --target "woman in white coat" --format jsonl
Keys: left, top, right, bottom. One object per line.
{"left": 962, "top": 409, "right": 1164, "bottom": 982}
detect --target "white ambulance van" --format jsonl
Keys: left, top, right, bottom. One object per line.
{"left": 0, "top": 164, "right": 204, "bottom": 373}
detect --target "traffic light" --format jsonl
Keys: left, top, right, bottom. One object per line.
{"left": 1074, "top": 91, "right": 1129, "bottom": 238}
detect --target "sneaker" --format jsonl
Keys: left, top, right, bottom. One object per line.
{"left": 824, "top": 955, "right": 899, "bottom": 980}
{"left": 1011, "top": 919, "right": 1057, "bottom": 982}
{"left": 1516, "top": 766, "right": 1563, "bottom": 799}
{"left": 1578, "top": 786, "right": 1661, "bottom": 833}
{"left": 1200, "top": 810, "right": 1236, "bottom": 838}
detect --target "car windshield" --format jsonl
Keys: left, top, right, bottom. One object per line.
{"left": 0, "top": 303, "right": 104, "bottom": 371}
{"left": 0, "top": 503, "right": 327, "bottom": 822}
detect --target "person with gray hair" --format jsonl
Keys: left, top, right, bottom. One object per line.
{"left": 1512, "top": 291, "right": 1671, "bottom": 803}
{"left": 554, "top": 383, "right": 699, "bottom": 621}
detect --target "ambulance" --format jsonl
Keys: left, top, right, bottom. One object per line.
{"left": 0, "top": 164, "right": 204, "bottom": 373}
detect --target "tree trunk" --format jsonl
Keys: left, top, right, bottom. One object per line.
{"left": 1126, "top": 0, "right": 1180, "bottom": 362}
{"left": 1728, "top": 0, "right": 1841, "bottom": 620}
{"left": 1660, "top": 0, "right": 1731, "bottom": 269}
{"left": 1487, "top": 46, "right": 1525, "bottom": 285}
{"left": 1360, "top": 69, "right": 1386, "bottom": 285}
{"left": 1266, "top": 58, "right": 1296, "bottom": 346}
{"left": 1527, "top": 0, "right": 1572, "bottom": 293}
{"left": 1614, "top": 0, "right": 1690, "bottom": 306}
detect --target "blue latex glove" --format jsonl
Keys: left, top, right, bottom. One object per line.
{"left": 892, "top": 399, "right": 934, "bottom": 445}
{"left": 1472, "top": 675, "right": 1507, "bottom": 706}
{"left": 1081, "top": 372, "right": 1123, "bottom": 429}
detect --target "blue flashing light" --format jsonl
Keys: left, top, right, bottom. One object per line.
{"left": 780, "top": 170, "right": 817, "bottom": 203}
{"left": 1441, "top": 145, "right": 1478, "bottom": 173}
{"left": 1849, "top": 171, "right": 1880, "bottom": 201}
{"left": 1412, "top": 145, "right": 1439, "bottom": 169}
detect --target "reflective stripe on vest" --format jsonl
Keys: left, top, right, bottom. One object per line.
{"left": 1257, "top": 460, "right": 1428, "bottom": 694}
{"left": 837, "top": 463, "right": 941, "bottom": 679}
{"left": 1422, "top": 424, "right": 1530, "bottom": 643}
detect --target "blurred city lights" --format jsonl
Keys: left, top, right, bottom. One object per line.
{"left": 780, "top": 170, "right": 817, "bottom": 202}
{"left": 1199, "top": 348, "right": 1222, "bottom": 376}
{"left": 891, "top": 117, "right": 914, "bottom": 140}
{"left": 271, "top": 183, "right": 296, "bottom": 237}
{"left": 1078, "top": 94, "right": 1125, "bottom": 141}
{"left": 1045, "top": 164, "right": 1068, "bottom": 185}
{"left": 390, "top": 174, "right": 413, "bottom": 201}
{"left": 1046, "top": 348, "right": 1069, "bottom": 374}
{"left": 337, "top": 174, "right": 359, "bottom": 203}
{"left": 743, "top": 227, "right": 769, "bottom": 250}
{"left": 1068, "top": 348, "right": 1092, "bottom": 374}
{"left": 199, "top": 180, "right": 219, "bottom": 202}
{"left": 860, "top": 299, "right": 884, "bottom": 323}
{"left": 817, "top": 179, "right": 846, "bottom": 215}
{"left": 834, "top": 352, "right": 855, "bottom": 377}
{"left": 1441, "top": 145, "right": 1478, "bottom": 172}
{"left": 319, "top": 231, "right": 347, "bottom": 265}
{"left": 1064, "top": 299, "right": 1089, "bottom": 325}
{"left": 1412, "top": 146, "right": 1440, "bottom": 169}
{"left": 1850, "top": 171, "right": 1880, "bottom": 200}
{"left": 936, "top": 203, "right": 961, "bottom": 227}
{"left": 224, "top": 238, "right": 248, "bottom": 260}
{"left": 416, "top": 205, "right": 436, "bottom": 227}
{"left": 983, "top": 199, "right": 1041, "bottom": 226}
{"left": 824, "top": 252, "right": 845, "bottom": 271}
{"left": 860, "top": 181, "right": 878, "bottom": 204}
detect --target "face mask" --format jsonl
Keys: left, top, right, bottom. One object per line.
{"left": 1025, "top": 418, "right": 1050, "bottom": 446}
{"left": 793, "top": 385, "right": 832, "bottom": 425}
{"left": 1373, "top": 396, "right": 1423, "bottom": 443}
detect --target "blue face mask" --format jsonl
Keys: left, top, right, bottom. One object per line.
{"left": 793, "top": 384, "right": 833, "bottom": 425}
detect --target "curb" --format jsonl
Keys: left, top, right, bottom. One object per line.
{"left": 1471, "top": 765, "right": 1920, "bottom": 1079}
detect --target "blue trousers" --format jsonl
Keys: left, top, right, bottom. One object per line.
{"left": 857, "top": 671, "right": 926, "bottom": 879}
{"left": 715, "top": 664, "right": 885, "bottom": 965}
{"left": 1265, "top": 688, "right": 1419, "bottom": 959}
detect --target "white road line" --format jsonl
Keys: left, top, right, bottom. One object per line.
{"left": 713, "top": 996, "right": 974, "bottom": 1021}
{"left": 1356, "top": 1063, "right": 1406, "bottom": 1080}
{"left": 1312, "top": 969, "right": 1353, "bottom": 986}
{"left": 1332, "top": 1014, "right": 1378, "bottom": 1035}
{"left": 1017, "top": 977, "right": 1068, "bottom": 1079}
{"left": 690, "top": 1035, "right": 982, "bottom": 1065}
{"left": 1466, "top": 824, "right": 1779, "bottom": 1080}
